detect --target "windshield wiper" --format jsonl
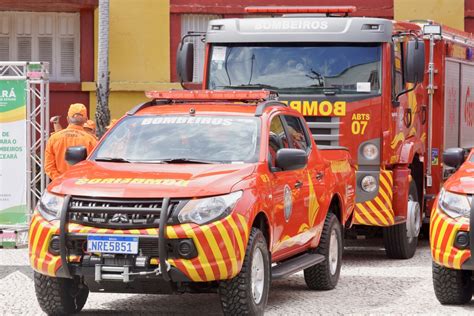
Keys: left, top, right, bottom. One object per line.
{"left": 95, "top": 157, "right": 131, "bottom": 163}
{"left": 217, "top": 83, "right": 280, "bottom": 90}
{"left": 159, "top": 158, "right": 217, "bottom": 164}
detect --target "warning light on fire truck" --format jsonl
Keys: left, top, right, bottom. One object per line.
{"left": 423, "top": 24, "right": 442, "bottom": 36}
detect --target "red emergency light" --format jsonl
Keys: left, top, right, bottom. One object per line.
{"left": 145, "top": 90, "right": 276, "bottom": 102}
{"left": 245, "top": 6, "right": 356, "bottom": 15}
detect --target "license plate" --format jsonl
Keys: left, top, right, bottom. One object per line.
{"left": 87, "top": 235, "right": 139, "bottom": 254}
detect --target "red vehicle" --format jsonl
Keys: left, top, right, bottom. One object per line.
{"left": 29, "top": 90, "right": 355, "bottom": 315}
{"left": 431, "top": 148, "right": 474, "bottom": 304}
{"left": 177, "top": 6, "right": 474, "bottom": 258}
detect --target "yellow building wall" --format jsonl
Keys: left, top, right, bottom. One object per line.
{"left": 394, "top": 0, "right": 464, "bottom": 30}
{"left": 87, "top": 0, "right": 180, "bottom": 119}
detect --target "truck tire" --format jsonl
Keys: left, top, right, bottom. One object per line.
{"left": 383, "top": 179, "right": 419, "bottom": 259}
{"left": 219, "top": 227, "right": 270, "bottom": 316}
{"left": 34, "top": 271, "right": 89, "bottom": 315}
{"left": 432, "top": 261, "right": 472, "bottom": 305}
{"left": 304, "top": 212, "right": 342, "bottom": 290}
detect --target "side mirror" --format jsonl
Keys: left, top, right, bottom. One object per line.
{"left": 405, "top": 40, "right": 425, "bottom": 84}
{"left": 177, "top": 42, "right": 194, "bottom": 83}
{"left": 66, "top": 146, "right": 87, "bottom": 165}
{"left": 275, "top": 148, "right": 308, "bottom": 171}
{"left": 443, "top": 148, "right": 465, "bottom": 169}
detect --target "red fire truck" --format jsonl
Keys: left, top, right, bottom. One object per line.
{"left": 177, "top": 6, "right": 474, "bottom": 259}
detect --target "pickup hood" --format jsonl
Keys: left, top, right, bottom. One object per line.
{"left": 444, "top": 161, "right": 474, "bottom": 195}
{"left": 48, "top": 161, "right": 256, "bottom": 198}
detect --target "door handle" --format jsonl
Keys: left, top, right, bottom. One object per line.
{"left": 295, "top": 180, "right": 303, "bottom": 189}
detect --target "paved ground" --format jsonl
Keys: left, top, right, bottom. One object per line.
{"left": 1, "top": 239, "right": 474, "bottom": 315}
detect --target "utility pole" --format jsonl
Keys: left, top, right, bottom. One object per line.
{"left": 95, "top": 0, "right": 110, "bottom": 137}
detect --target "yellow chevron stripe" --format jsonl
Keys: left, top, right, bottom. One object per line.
{"left": 357, "top": 203, "right": 380, "bottom": 226}
{"left": 227, "top": 216, "right": 245, "bottom": 261}
{"left": 47, "top": 257, "right": 59, "bottom": 275}
{"left": 31, "top": 221, "right": 46, "bottom": 260}
{"left": 366, "top": 201, "right": 389, "bottom": 226}
{"left": 146, "top": 228, "right": 156, "bottom": 235}
{"left": 374, "top": 196, "right": 393, "bottom": 217}
{"left": 201, "top": 225, "right": 228, "bottom": 279}
{"left": 236, "top": 214, "right": 249, "bottom": 241}
{"left": 354, "top": 212, "right": 369, "bottom": 225}
{"left": 181, "top": 223, "right": 215, "bottom": 281}
{"left": 215, "top": 221, "right": 238, "bottom": 277}
{"left": 28, "top": 218, "right": 40, "bottom": 245}
{"left": 377, "top": 185, "right": 393, "bottom": 208}
{"left": 453, "top": 251, "right": 465, "bottom": 269}
{"left": 379, "top": 175, "right": 393, "bottom": 199}
{"left": 435, "top": 220, "right": 449, "bottom": 263}
{"left": 430, "top": 212, "right": 443, "bottom": 245}
{"left": 443, "top": 223, "right": 461, "bottom": 265}
{"left": 374, "top": 197, "right": 393, "bottom": 220}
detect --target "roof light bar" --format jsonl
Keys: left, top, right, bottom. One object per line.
{"left": 145, "top": 90, "right": 276, "bottom": 102}
{"left": 245, "top": 6, "right": 356, "bottom": 15}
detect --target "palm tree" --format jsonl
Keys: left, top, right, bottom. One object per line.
{"left": 95, "top": 0, "right": 110, "bottom": 137}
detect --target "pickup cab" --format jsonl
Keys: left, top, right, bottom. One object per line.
{"left": 431, "top": 148, "right": 474, "bottom": 305}
{"left": 29, "top": 90, "right": 355, "bottom": 315}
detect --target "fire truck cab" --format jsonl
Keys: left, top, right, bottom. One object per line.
{"left": 177, "top": 6, "right": 474, "bottom": 259}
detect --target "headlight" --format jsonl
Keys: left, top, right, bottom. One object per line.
{"left": 178, "top": 191, "right": 243, "bottom": 225}
{"left": 362, "top": 143, "right": 379, "bottom": 160}
{"left": 37, "top": 191, "right": 65, "bottom": 221}
{"left": 361, "top": 175, "right": 377, "bottom": 192}
{"left": 438, "top": 189, "right": 472, "bottom": 218}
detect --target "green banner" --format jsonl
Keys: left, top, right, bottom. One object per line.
{"left": 0, "top": 80, "right": 27, "bottom": 225}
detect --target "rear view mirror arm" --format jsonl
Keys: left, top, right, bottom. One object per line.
{"left": 392, "top": 82, "right": 418, "bottom": 106}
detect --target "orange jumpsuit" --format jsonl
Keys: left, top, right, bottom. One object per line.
{"left": 45, "top": 124, "right": 97, "bottom": 180}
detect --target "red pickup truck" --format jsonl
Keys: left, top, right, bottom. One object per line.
{"left": 29, "top": 90, "right": 355, "bottom": 315}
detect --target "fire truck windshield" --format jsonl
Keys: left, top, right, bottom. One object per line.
{"left": 93, "top": 115, "right": 260, "bottom": 164}
{"left": 208, "top": 43, "right": 381, "bottom": 95}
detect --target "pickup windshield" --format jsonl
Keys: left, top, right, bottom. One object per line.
{"left": 207, "top": 43, "right": 382, "bottom": 95}
{"left": 94, "top": 115, "right": 260, "bottom": 163}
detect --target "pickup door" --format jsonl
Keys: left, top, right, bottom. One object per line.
{"left": 267, "top": 113, "right": 327, "bottom": 259}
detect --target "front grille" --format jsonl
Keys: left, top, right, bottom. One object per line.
{"left": 68, "top": 196, "right": 182, "bottom": 229}
{"left": 305, "top": 116, "right": 341, "bottom": 146}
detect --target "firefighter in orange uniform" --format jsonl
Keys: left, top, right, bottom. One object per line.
{"left": 44, "top": 103, "right": 97, "bottom": 180}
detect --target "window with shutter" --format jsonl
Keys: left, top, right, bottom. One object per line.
{"left": 38, "top": 37, "right": 53, "bottom": 73}
{"left": 181, "top": 14, "right": 221, "bottom": 83}
{"left": 0, "top": 37, "right": 9, "bottom": 61}
{"left": 0, "top": 12, "right": 79, "bottom": 82}
{"left": 60, "top": 37, "right": 75, "bottom": 78}
{"left": 0, "top": 14, "right": 10, "bottom": 61}
{"left": 17, "top": 37, "right": 32, "bottom": 62}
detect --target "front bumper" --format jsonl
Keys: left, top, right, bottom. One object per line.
{"left": 430, "top": 205, "right": 472, "bottom": 270}
{"left": 28, "top": 211, "right": 249, "bottom": 283}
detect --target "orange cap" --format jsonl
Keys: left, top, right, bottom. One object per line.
{"left": 84, "top": 120, "right": 96, "bottom": 130}
{"left": 68, "top": 103, "right": 87, "bottom": 118}
{"left": 106, "top": 119, "right": 118, "bottom": 129}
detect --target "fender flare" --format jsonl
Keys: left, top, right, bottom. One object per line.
{"left": 397, "top": 138, "right": 425, "bottom": 165}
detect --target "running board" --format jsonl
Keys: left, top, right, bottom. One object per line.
{"left": 271, "top": 253, "right": 325, "bottom": 279}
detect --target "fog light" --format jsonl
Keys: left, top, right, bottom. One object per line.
{"left": 361, "top": 175, "right": 377, "bottom": 192}
{"left": 48, "top": 235, "right": 60, "bottom": 255}
{"left": 177, "top": 240, "right": 197, "bottom": 259}
{"left": 454, "top": 231, "right": 470, "bottom": 249}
